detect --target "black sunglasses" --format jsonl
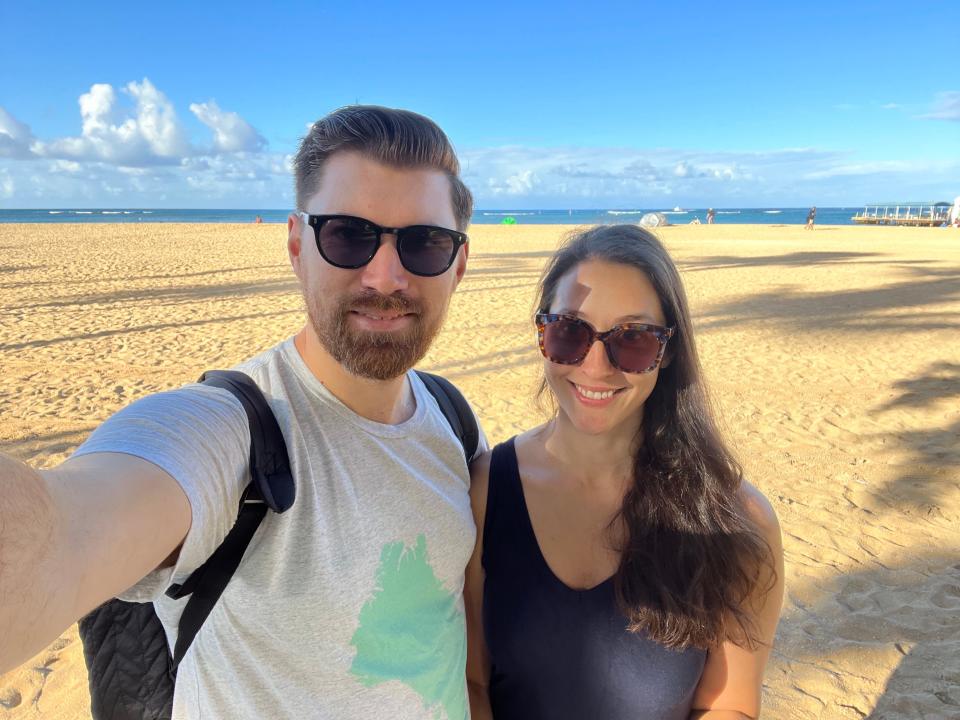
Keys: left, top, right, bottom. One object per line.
{"left": 298, "top": 212, "right": 468, "bottom": 277}
{"left": 535, "top": 313, "right": 675, "bottom": 374}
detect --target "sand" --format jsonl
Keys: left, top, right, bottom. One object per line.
{"left": 1, "top": 221, "right": 958, "bottom": 719}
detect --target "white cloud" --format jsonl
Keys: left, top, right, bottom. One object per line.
{"left": 37, "top": 79, "right": 189, "bottom": 165}
{"left": 28, "top": 78, "right": 266, "bottom": 169}
{"left": 52, "top": 159, "right": 82, "bottom": 173}
{"left": 126, "top": 79, "right": 190, "bottom": 157}
{"left": 0, "top": 79, "right": 290, "bottom": 206}
{"left": 0, "top": 107, "right": 36, "bottom": 158}
{"left": 921, "top": 91, "right": 960, "bottom": 121}
{"left": 801, "top": 159, "right": 942, "bottom": 180}
{"left": 190, "top": 100, "right": 266, "bottom": 153}
{"left": 461, "top": 146, "right": 812, "bottom": 205}
{"left": 486, "top": 169, "right": 539, "bottom": 196}
{"left": 881, "top": 103, "right": 900, "bottom": 110}
{"left": 0, "top": 169, "right": 13, "bottom": 198}
{"left": 2, "top": 81, "right": 957, "bottom": 209}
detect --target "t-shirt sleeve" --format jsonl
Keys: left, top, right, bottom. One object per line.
{"left": 71, "top": 384, "right": 251, "bottom": 601}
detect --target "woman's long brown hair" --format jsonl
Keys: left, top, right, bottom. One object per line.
{"left": 536, "top": 224, "right": 775, "bottom": 650}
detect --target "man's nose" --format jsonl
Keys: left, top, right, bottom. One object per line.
{"left": 359, "top": 234, "right": 409, "bottom": 295}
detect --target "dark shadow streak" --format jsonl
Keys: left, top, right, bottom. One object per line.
{"left": 696, "top": 265, "right": 960, "bottom": 334}
{"left": 772, "top": 552, "right": 960, "bottom": 718}
{"left": 0, "top": 264, "right": 290, "bottom": 291}
{"left": 0, "top": 265, "right": 44, "bottom": 274}
{"left": 423, "top": 345, "right": 536, "bottom": 373}
{"left": 8, "top": 277, "right": 300, "bottom": 310}
{"left": 458, "top": 282, "right": 539, "bottom": 295}
{"left": 865, "top": 361, "right": 960, "bottom": 514}
{"left": 424, "top": 355, "right": 538, "bottom": 381}
{"left": 0, "top": 309, "right": 299, "bottom": 352}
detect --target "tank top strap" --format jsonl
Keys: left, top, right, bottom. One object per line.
{"left": 482, "top": 437, "right": 536, "bottom": 571}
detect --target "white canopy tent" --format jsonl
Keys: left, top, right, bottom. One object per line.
{"left": 949, "top": 196, "right": 960, "bottom": 225}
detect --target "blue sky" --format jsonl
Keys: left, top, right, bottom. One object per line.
{"left": 1, "top": 0, "right": 957, "bottom": 209}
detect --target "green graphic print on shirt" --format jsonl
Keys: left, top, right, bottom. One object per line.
{"left": 349, "top": 534, "right": 468, "bottom": 720}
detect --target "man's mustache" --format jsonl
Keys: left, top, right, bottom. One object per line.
{"left": 347, "top": 290, "right": 422, "bottom": 316}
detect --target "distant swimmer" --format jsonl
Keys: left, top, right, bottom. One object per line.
{"left": 805, "top": 206, "right": 816, "bottom": 230}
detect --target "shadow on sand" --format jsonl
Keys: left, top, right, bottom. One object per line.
{"left": 696, "top": 263, "right": 960, "bottom": 334}
{"left": 0, "top": 308, "right": 300, "bottom": 352}
{"left": 772, "top": 550, "right": 960, "bottom": 719}
{"left": 771, "top": 360, "right": 960, "bottom": 718}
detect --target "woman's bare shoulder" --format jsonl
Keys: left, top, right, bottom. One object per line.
{"left": 738, "top": 479, "right": 781, "bottom": 540}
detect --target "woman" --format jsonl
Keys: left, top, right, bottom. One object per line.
{"left": 465, "top": 225, "right": 784, "bottom": 719}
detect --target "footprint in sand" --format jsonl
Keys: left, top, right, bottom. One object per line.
{"left": 930, "top": 583, "right": 960, "bottom": 610}
{"left": 0, "top": 688, "right": 22, "bottom": 709}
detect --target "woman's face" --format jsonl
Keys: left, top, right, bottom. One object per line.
{"left": 545, "top": 258, "right": 669, "bottom": 437}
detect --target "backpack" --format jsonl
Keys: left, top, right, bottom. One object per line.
{"left": 78, "top": 369, "right": 480, "bottom": 720}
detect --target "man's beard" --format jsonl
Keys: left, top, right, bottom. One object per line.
{"left": 305, "top": 287, "right": 445, "bottom": 380}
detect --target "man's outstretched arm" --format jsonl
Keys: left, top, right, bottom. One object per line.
{"left": 0, "top": 451, "right": 191, "bottom": 673}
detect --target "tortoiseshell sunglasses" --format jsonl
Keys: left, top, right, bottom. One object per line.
{"left": 535, "top": 313, "right": 675, "bottom": 374}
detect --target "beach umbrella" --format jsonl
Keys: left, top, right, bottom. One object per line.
{"left": 639, "top": 212, "right": 670, "bottom": 228}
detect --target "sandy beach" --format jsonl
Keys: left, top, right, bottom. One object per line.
{"left": 1, "top": 221, "right": 958, "bottom": 719}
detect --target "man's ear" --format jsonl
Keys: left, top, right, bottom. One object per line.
{"left": 452, "top": 242, "right": 469, "bottom": 287}
{"left": 288, "top": 213, "right": 304, "bottom": 280}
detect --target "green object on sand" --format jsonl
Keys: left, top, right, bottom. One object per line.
{"left": 500, "top": 216, "right": 517, "bottom": 225}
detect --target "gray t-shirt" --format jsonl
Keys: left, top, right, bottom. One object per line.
{"left": 74, "top": 338, "right": 486, "bottom": 720}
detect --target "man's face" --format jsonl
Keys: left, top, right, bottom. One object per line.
{"left": 288, "top": 152, "right": 467, "bottom": 380}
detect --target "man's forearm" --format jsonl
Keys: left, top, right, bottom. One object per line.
{"left": 0, "top": 453, "right": 66, "bottom": 672}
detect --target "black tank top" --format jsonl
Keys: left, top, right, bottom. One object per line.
{"left": 482, "top": 438, "right": 707, "bottom": 720}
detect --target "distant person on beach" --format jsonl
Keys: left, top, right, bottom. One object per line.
{"left": 464, "top": 225, "right": 784, "bottom": 719}
{"left": 707, "top": 207, "right": 716, "bottom": 224}
{"left": 254, "top": 214, "right": 263, "bottom": 223}
{"left": 1, "top": 106, "right": 487, "bottom": 719}
{"left": 949, "top": 196, "right": 960, "bottom": 227}
{"left": 805, "top": 206, "right": 816, "bottom": 229}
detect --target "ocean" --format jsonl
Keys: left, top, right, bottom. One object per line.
{"left": 0, "top": 207, "right": 859, "bottom": 226}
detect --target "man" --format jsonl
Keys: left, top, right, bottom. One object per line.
{"left": 0, "top": 106, "right": 485, "bottom": 719}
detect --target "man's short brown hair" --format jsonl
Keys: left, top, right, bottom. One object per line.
{"left": 294, "top": 106, "right": 473, "bottom": 231}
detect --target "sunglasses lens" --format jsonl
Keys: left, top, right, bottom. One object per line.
{"left": 542, "top": 317, "right": 592, "bottom": 363}
{"left": 609, "top": 328, "right": 661, "bottom": 372}
{"left": 400, "top": 227, "right": 458, "bottom": 276}
{"left": 318, "top": 217, "right": 379, "bottom": 268}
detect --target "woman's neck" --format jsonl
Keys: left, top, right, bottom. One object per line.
{"left": 537, "top": 415, "right": 639, "bottom": 491}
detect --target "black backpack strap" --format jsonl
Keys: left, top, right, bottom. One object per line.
{"left": 199, "top": 370, "right": 295, "bottom": 512}
{"left": 165, "top": 501, "right": 267, "bottom": 667}
{"left": 415, "top": 371, "right": 480, "bottom": 463}
{"left": 163, "top": 370, "right": 293, "bottom": 669}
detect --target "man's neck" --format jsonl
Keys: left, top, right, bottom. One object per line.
{"left": 293, "top": 328, "right": 416, "bottom": 425}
